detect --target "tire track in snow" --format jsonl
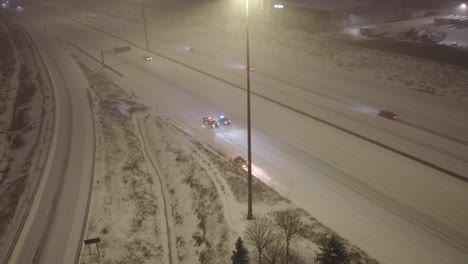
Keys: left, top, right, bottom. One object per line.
{"left": 398, "top": 119, "right": 468, "bottom": 146}
{"left": 135, "top": 118, "right": 177, "bottom": 264}
{"left": 251, "top": 71, "right": 468, "bottom": 163}
{"left": 286, "top": 138, "right": 468, "bottom": 253}
{"left": 191, "top": 147, "right": 246, "bottom": 237}
{"left": 63, "top": 9, "right": 468, "bottom": 148}
{"left": 256, "top": 70, "right": 468, "bottom": 148}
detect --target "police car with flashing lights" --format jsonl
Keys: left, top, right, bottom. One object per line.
{"left": 202, "top": 117, "right": 219, "bottom": 128}
{"left": 217, "top": 115, "right": 231, "bottom": 125}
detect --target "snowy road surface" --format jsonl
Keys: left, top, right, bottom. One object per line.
{"left": 6, "top": 8, "right": 95, "bottom": 264}
{"left": 8, "top": 2, "right": 468, "bottom": 264}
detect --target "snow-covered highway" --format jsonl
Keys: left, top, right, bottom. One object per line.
{"left": 6, "top": 1, "right": 468, "bottom": 263}
{"left": 5, "top": 6, "right": 95, "bottom": 264}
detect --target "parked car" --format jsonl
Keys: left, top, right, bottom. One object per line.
{"left": 378, "top": 110, "right": 398, "bottom": 120}
{"left": 202, "top": 117, "right": 219, "bottom": 128}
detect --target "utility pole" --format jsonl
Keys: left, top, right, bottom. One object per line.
{"left": 140, "top": 0, "right": 149, "bottom": 50}
{"left": 246, "top": 0, "right": 253, "bottom": 220}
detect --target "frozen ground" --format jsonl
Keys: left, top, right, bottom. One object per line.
{"left": 349, "top": 15, "right": 468, "bottom": 48}
{"left": 73, "top": 54, "right": 376, "bottom": 263}
{"left": 0, "top": 17, "right": 54, "bottom": 263}
{"left": 7, "top": 1, "right": 468, "bottom": 263}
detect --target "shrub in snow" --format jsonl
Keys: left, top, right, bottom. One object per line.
{"left": 315, "top": 234, "right": 350, "bottom": 264}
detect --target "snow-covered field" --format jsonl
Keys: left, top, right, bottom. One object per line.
{"left": 0, "top": 17, "right": 54, "bottom": 263}
{"left": 4, "top": 0, "right": 468, "bottom": 263}
{"left": 348, "top": 15, "right": 468, "bottom": 49}
{"left": 74, "top": 55, "right": 375, "bottom": 264}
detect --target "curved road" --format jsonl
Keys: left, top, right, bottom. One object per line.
{"left": 6, "top": 8, "right": 95, "bottom": 264}
{"left": 6, "top": 2, "right": 468, "bottom": 264}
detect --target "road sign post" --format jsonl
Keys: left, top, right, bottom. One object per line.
{"left": 113, "top": 46, "right": 131, "bottom": 53}
{"left": 84, "top": 237, "right": 101, "bottom": 256}
{"left": 100, "top": 46, "right": 131, "bottom": 68}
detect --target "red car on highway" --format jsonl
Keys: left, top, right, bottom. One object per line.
{"left": 378, "top": 110, "right": 398, "bottom": 120}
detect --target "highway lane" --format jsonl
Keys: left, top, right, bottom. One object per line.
{"left": 55, "top": 9, "right": 468, "bottom": 180}
{"left": 55, "top": 4, "right": 468, "bottom": 171}
{"left": 98, "top": 48, "right": 468, "bottom": 263}
{"left": 19, "top": 2, "right": 468, "bottom": 264}
{"left": 42, "top": 16, "right": 468, "bottom": 264}
{"left": 6, "top": 8, "right": 95, "bottom": 264}
{"left": 57, "top": 2, "right": 468, "bottom": 135}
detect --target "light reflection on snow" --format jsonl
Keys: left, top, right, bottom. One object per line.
{"left": 212, "top": 127, "right": 272, "bottom": 184}
{"left": 117, "top": 102, "right": 130, "bottom": 116}
{"left": 251, "top": 164, "right": 272, "bottom": 184}
{"left": 182, "top": 45, "right": 197, "bottom": 52}
{"left": 213, "top": 125, "right": 243, "bottom": 138}
{"left": 229, "top": 62, "right": 247, "bottom": 70}
{"left": 343, "top": 27, "right": 360, "bottom": 36}
{"left": 351, "top": 104, "right": 378, "bottom": 115}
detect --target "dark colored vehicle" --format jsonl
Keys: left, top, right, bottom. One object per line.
{"left": 378, "top": 110, "right": 398, "bottom": 120}
{"left": 233, "top": 156, "right": 248, "bottom": 171}
{"left": 218, "top": 115, "right": 231, "bottom": 125}
{"left": 202, "top": 117, "right": 219, "bottom": 128}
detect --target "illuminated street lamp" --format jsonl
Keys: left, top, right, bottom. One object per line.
{"left": 461, "top": 3, "right": 467, "bottom": 10}
{"left": 245, "top": 0, "right": 253, "bottom": 220}
{"left": 274, "top": 4, "right": 284, "bottom": 9}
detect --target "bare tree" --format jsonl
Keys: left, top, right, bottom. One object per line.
{"left": 287, "top": 250, "right": 306, "bottom": 264}
{"left": 274, "top": 209, "right": 303, "bottom": 264}
{"left": 262, "top": 232, "right": 285, "bottom": 264}
{"left": 245, "top": 216, "right": 275, "bottom": 264}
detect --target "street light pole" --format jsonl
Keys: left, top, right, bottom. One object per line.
{"left": 246, "top": 0, "right": 253, "bottom": 220}
{"left": 140, "top": 0, "right": 149, "bottom": 50}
